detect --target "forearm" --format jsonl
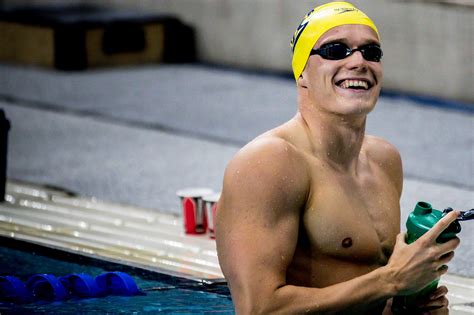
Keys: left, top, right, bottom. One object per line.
{"left": 246, "top": 266, "right": 396, "bottom": 315}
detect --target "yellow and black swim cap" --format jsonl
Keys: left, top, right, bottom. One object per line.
{"left": 290, "top": 2, "right": 379, "bottom": 80}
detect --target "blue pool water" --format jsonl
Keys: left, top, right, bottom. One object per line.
{"left": 0, "top": 239, "right": 235, "bottom": 314}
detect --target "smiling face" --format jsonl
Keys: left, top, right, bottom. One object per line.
{"left": 298, "top": 24, "right": 383, "bottom": 117}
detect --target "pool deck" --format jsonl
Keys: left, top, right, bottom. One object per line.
{"left": 1, "top": 180, "right": 222, "bottom": 282}
{"left": 1, "top": 180, "right": 473, "bottom": 313}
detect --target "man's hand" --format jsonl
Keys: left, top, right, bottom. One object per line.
{"left": 417, "top": 285, "right": 449, "bottom": 314}
{"left": 385, "top": 210, "right": 460, "bottom": 296}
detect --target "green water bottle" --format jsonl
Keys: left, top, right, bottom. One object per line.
{"left": 391, "top": 201, "right": 463, "bottom": 313}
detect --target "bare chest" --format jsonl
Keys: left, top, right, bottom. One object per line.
{"left": 302, "top": 167, "right": 400, "bottom": 265}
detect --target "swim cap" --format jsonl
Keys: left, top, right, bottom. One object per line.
{"left": 290, "top": 2, "right": 379, "bottom": 80}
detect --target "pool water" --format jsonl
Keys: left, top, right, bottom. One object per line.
{"left": 0, "top": 240, "right": 235, "bottom": 314}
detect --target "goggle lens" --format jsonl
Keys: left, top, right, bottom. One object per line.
{"left": 311, "top": 43, "right": 383, "bottom": 62}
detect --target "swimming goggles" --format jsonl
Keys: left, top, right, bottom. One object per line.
{"left": 310, "top": 42, "right": 383, "bottom": 62}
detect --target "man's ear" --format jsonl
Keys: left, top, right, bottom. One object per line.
{"left": 297, "top": 73, "right": 308, "bottom": 89}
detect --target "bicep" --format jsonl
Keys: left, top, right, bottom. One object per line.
{"left": 216, "top": 142, "right": 307, "bottom": 304}
{"left": 217, "top": 200, "right": 299, "bottom": 297}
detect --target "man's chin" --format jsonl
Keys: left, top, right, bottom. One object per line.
{"left": 333, "top": 103, "right": 376, "bottom": 119}
{"left": 332, "top": 97, "right": 376, "bottom": 115}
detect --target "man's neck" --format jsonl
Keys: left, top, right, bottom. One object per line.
{"left": 296, "top": 108, "right": 367, "bottom": 174}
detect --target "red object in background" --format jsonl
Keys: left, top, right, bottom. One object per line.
{"left": 203, "top": 193, "right": 220, "bottom": 239}
{"left": 182, "top": 197, "right": 207, "bottom": 234}
{"left": 177, "top": 188, "right": 214, "bottom": 235}
{"left": 209, "top": 203, "right": 218, "bottom": 239}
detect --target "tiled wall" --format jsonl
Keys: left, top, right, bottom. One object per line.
{"left": 3, "top": 0, "right": 473, "bottom": 103}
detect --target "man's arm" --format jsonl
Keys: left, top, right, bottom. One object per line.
{"left": 372, "top": 137, "right": 452, "bottom": 313}
{"left": 216, "top": 137, "right": 460, "bottom": 314}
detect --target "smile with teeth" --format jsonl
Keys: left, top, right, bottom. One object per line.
{"left": 338, "top": 79, "right": 370, "bottom": 90}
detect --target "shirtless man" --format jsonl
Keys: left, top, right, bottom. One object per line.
{"left": 215, "top": 2, "right": 460, "bottom": 314}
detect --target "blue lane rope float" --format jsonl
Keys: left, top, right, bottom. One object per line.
{"left": 26, "top": 274, "right": 69, "bottom": 302}
{"left": 0, "top": 272, "right": 144, "bottom": 304}
{"left": 95, "top": 271, "right": 142, "bottom": 296}
{"left": 0, "top": 276, "right": 32, "bottom": 303}
{"left": 59, "top": 273, "right": 104, "bottom": 299}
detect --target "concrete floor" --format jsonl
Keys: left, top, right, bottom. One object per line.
{"left": 0, "top": 63, "right": 473, "bottom": 278}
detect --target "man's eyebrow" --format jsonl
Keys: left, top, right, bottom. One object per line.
{"left": 362, "top": 39, "right": 381, "bottom": 46}
{"left": 318, "top": 37, "right": 381, "bottom": 47}
{"left": 320, "top": 37, "right": 347, "bottom": 45}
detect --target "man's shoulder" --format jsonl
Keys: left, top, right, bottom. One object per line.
{"left": 229, "top": 134, "right": 304, "bottom": 173}
{"left": 364, "top": 135, "right": 403, "bottom": 194}
{"left": 223, "top": 133, "right": 310, "bottom": 192}
{"left": 236, "top": 118, "right": 308, "bottom": 162}
{"left": 364, "top": 135, "right": 401, "bottom": 163}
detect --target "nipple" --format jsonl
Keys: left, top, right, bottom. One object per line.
{"left": 342, "top": 237, "right": 353, "bottom": 248}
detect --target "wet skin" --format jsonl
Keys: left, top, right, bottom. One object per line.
{"left": 285, "top": 25, "right": 397, "bottom": 294}
{"left": 216, "top": 25, "right": 458, "bottom": 314}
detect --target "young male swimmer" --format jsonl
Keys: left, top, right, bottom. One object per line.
{"left": 216, "top": 2, "right": 460, "bottom": 314}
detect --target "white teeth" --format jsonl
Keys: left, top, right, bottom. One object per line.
{"left": 339, "top": 80, "right": 369, "bottom": 90}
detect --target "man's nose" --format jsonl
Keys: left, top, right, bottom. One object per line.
{"left": 345, "top": 50, "right": 367, "bottom": 70}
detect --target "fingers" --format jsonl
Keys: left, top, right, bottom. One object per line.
{"left": 436, "top": 264, "right": 449, "bottom": 277}
{"left": 430, "top": 286, "right": 448, "bottom": 300}
{"left": 436, "top": 251, "right": 456, "bottom": 277}
{"left": 417, "top": 286, "right": 449, "bottom": 311}
{"left": 418, "top": 296, "right": 449, "bottom": 311}
{"left": 438, "top": 251, "right": 455, "bottom": 265}
{"left": 438, "top": 236, "right": 460, "bottom": 251}
{"left": 425, "top": 237, "right": 459, "bottom": 272}
{"left": 423, "top": 210, "right": 459, "bottom": 242}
